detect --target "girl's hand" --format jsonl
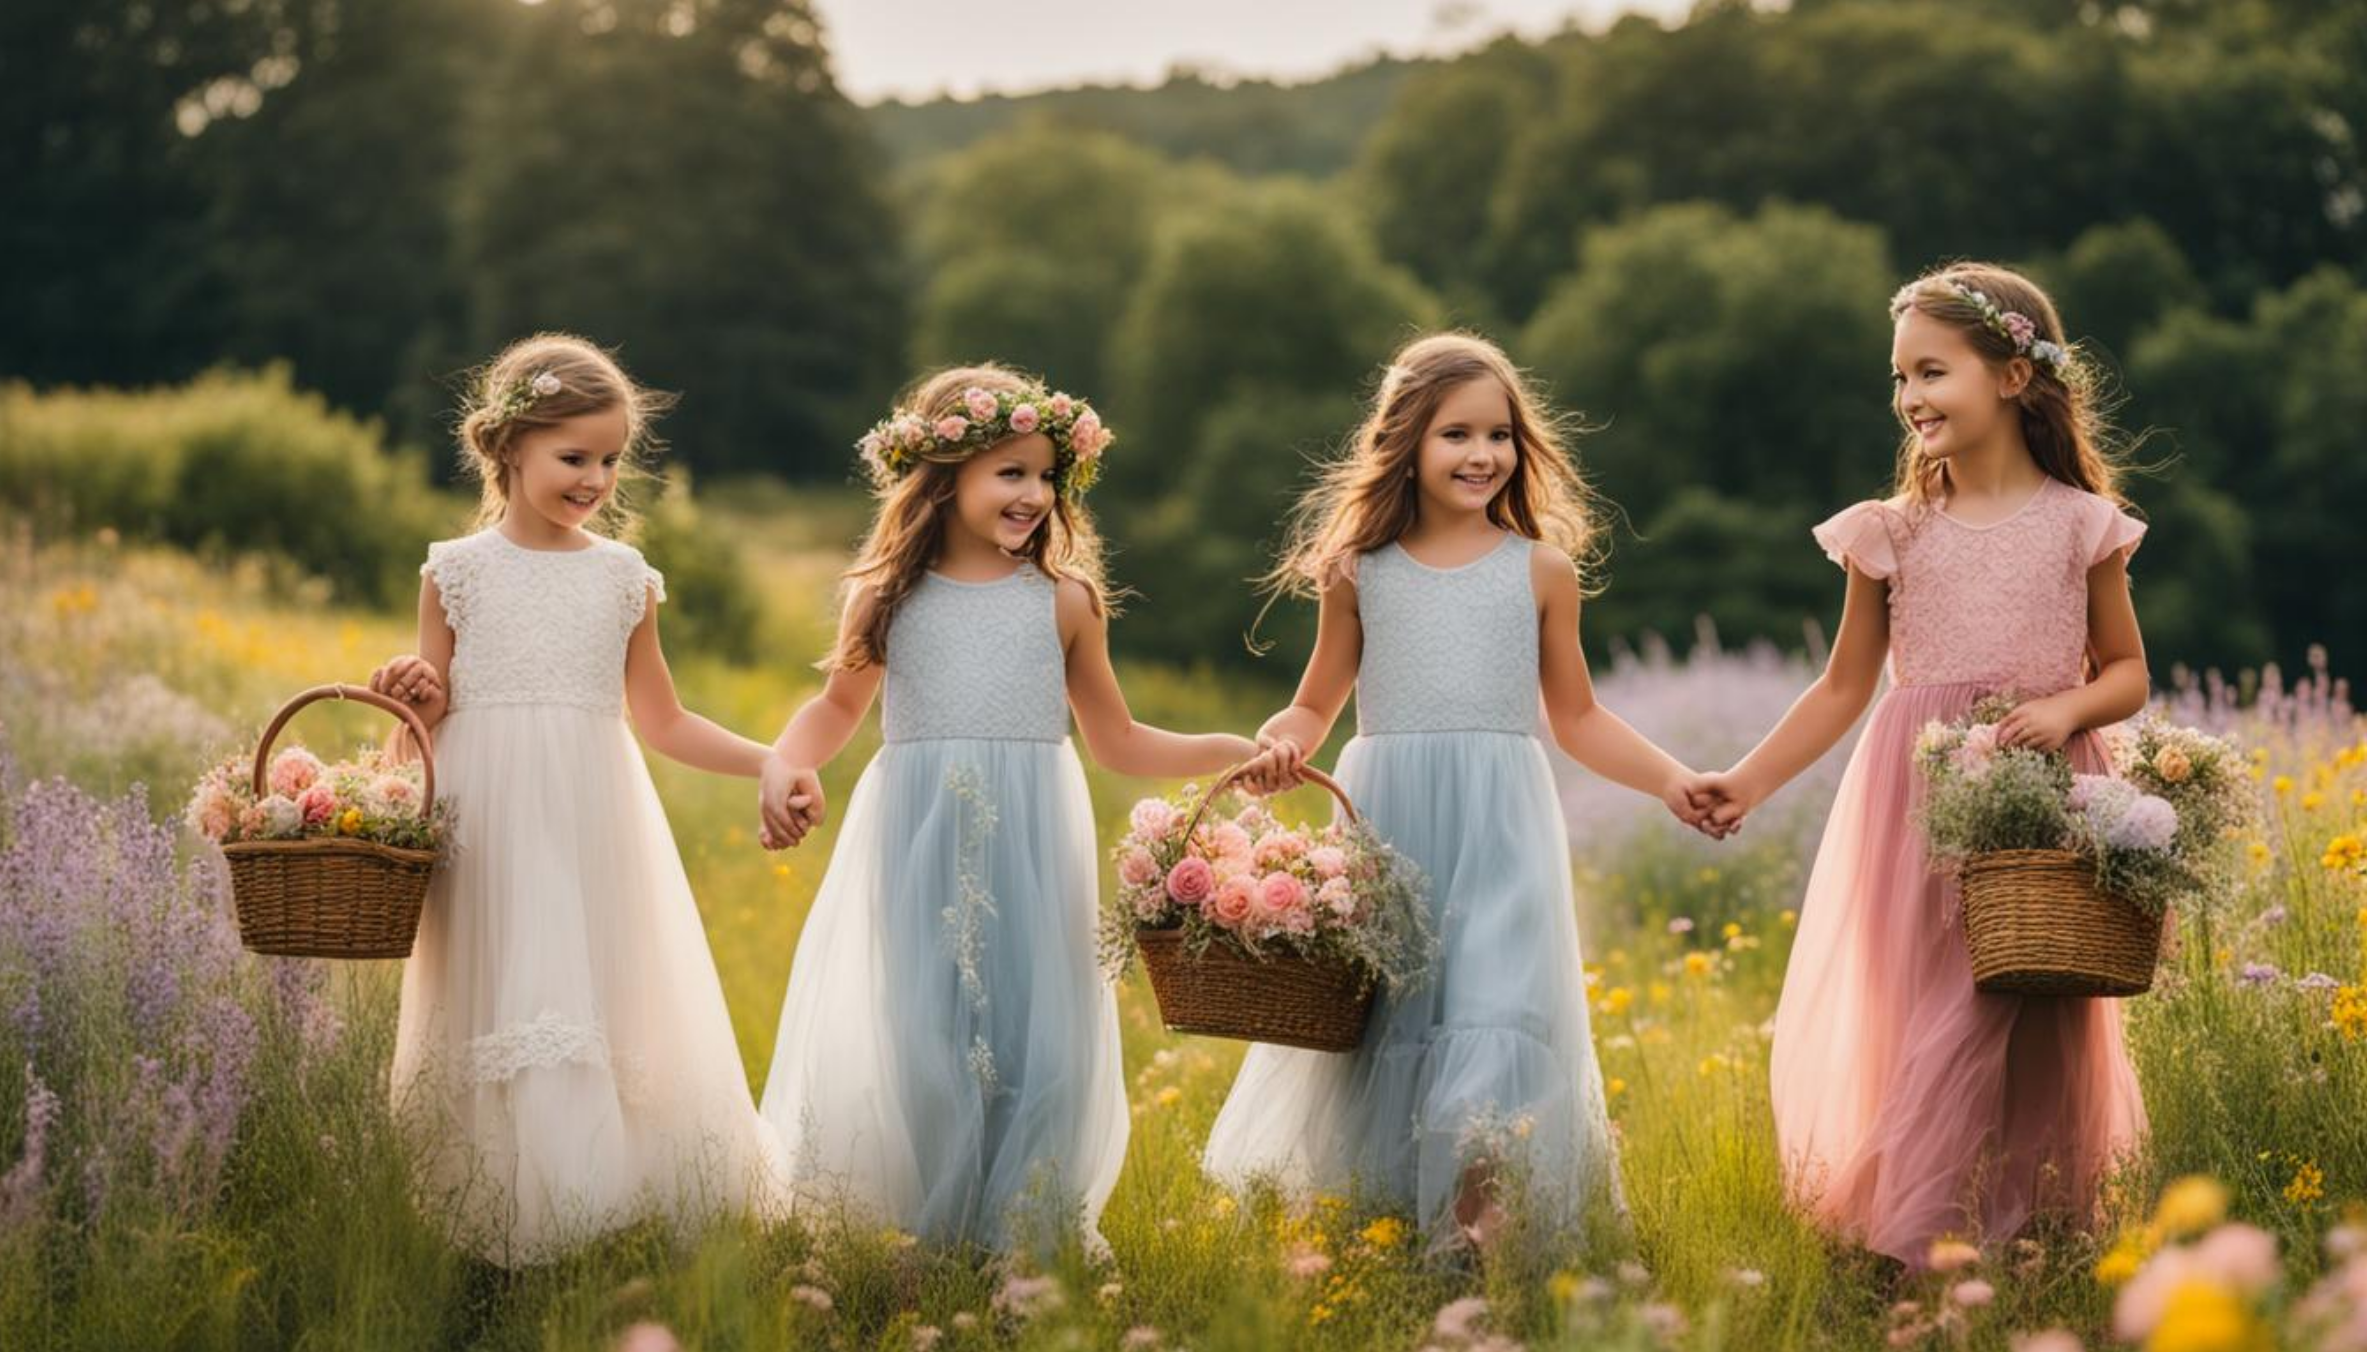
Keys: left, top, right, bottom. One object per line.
{"left": 1663, "top": 771, "right": 1734, "bottom": 840}
{"left": 369, "top": 654, "right": 447, "bottom": 722}
{"left": 758, "top": 755, "right": 825, "bottom": 850}
{"left": 1687, "top": 770, "right": 1756, "bottom": 838}
{"left": 1241, "top": 736, "right": 1307, "bottom": 796}
{"left": 1996, "top": 695, "right": 2079, "bottom": 753}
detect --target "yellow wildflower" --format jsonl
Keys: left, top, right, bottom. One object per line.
{"left": 2246, "top": 841, "right": 2272, "bottom": 870}
{"left": 1605, "top": 1077, "right": 1627, "bottom": 1100}
{"left": 1779, "top": 909, "right": 1798, "bottom": 928}
{"left": 2145, "top": 1279, "right": 2263, "bottom": 1352}
{"left": 1683, "top": 951, "right": 1714, "bottom": 978}
{"left": 336, "top": 807, "right": 363, "bottom": 836}
{"left": 2273, "top": 774, "right": 2294, "bottom": 796}
{"left": 2334, "top": 985, "right": 2367, "bottom": 1041}
{"left": 1698, "top": 1054, "right": 1730, "bottom": 1077}
{"left": 1722, "top": 922, "right": 1743, "bottom": 941}
{"left": 2324, "top": 835, "right": 2366, "bottom": 872}
{"left": 2153, "top": 1176, "right": 2229, "bottom": 1238}
{"left": 2285, "top": 1161, "right": 2325, "bottom": 1205}
{"left": 1155, "top": 1086, "right": 1182, "bottom": 1107}
{"left": 1648, "top": 981, "right": 1673, "bottom": 1006}
{"left": 1548, "top": 1271, "right": 1582, "bottom": 1304}
{"left": 1599, "top": 986, "right": 1634, "bottom": 1017}
{"left": 1358, "top": 1216, "right": 1406, "bottom": 1249}
{"left": 2303, "top": 791, "right": 2327, "bottom": 812}
{"left": 2095, "top": 1244, "right": 2144, "bottom": 1287}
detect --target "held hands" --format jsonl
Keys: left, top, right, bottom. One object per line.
{"left": 1995, "top": 694, "right": 2079, "bottom": 753}
{"left": 367, "top": 654, "right": 448, "bottom": 724}
{"left": 1235, "top": 735, "right": 1308, "bottom": 797}
{"left": 756, "top": 754, "right": 823, "bottom": 850}
{"left": 1672, "top": 769, "right": 1753, "bottom": 841}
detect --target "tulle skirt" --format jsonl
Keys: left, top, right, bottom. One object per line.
{"left": 391, "top": 704, "right": 789, "bottom": 1265}
{"left": 1204, "top": 730, "right": 1622, "bottom": 1246}
{"left": 757, "top": 737, "right": 1127, "bottom": 1252}
{"left": 1770, "top": 681, "right": 2146, "bottom": 1265}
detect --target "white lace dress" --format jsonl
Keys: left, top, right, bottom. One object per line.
{"left": 390, "top": 529, "right": 786, "bottom": 1263}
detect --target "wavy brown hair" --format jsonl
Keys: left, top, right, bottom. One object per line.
{"left": 827, "top": 363, "right": 1113, "bottom": 671}
{"left": 1889, "top": 262, "right": 2130, "bottom": 508}
{"left": 456, "top": 332, "right": 672, "bottom": 537}
{"left": 1264, "top": 332, "right": 1600, "bottom": 605}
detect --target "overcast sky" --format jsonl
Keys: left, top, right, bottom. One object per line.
{"left": 810, "top": 1, "right": 1696, "bottom": 104}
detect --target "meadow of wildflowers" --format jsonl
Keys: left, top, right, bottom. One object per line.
{"left": 2, "top": 517, "right": 2363, "bottom": 1351}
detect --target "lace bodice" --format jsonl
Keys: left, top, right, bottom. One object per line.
{"left": 881, "top": 566, "right": 1068, "bottom": 743}
{"left": 1354, "top": 533, "right": 1540, "bottom": 736}
{"left": 1814, "top": 477, "right": 2145, "bottom": 696}
{"left": 422, "top": 531, "right": 663, "bottom": 716}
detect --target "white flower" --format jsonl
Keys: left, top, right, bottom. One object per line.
{"left": 530, "top": 372, "right": 563, "bottom": 397}
{"left": 258, "top": 794, "right": 304, "bottom": 838}
{"left": 2030, "top": 340, "right": 2066, "bottom": 367}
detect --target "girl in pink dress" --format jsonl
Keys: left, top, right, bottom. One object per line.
{"left": 1693, "top": 263, "right": 2150, "bottom": 1266}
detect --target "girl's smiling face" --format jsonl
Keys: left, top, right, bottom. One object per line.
{"left": 508, "top": 406, "right": 630, "bottom": 535}
{"left": 1414, "top": 376, "right": 1519, "bottom": 519}
{"left": 950, "top": 432, "right": 1057, "bottom": 555}
{"left": 1891, "top": 307, "right": 2027, "bottom": 462}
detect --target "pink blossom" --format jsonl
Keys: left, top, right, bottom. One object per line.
{"left": 1318, "top": 876, "right": 1355, "bottom": 916}
{"left": 1129, "top": 797, "right": 1179, "bottom": 839}
{"left": 1071, "top": 410, "right": 1106, "bottom": 459}
{"left": 964, "top": 387, "right": 998, "bottom": 421}
{"left": 1284, "top": 1245, "right": 1331, "bottom": 1279}
{"left": 1164, "top": 855, "right": 1214, "bottom": 906}
{"left": 2191, "top": 1223, "right": 2279, "bottom": 1295}
{"left": 1209, "top": 876, "right": 1257, "bottom": 928}
{"left": 268, "top": 746, "right": 324, "bottom": 797}
{"left": 1950, "top": 1279, "right": 1995, "bottom": 1307}
{"left": 1211, "top": 821, "right": 1253, "bottom": 863}
{"left": 2008, "top": 1331, "right": 2084, "bottom": 1352}
{"left": 298, "top": 784, "right": 338, "bottom": 826}
{"left": 1255, "top": 830, "right": 1310, "bottom": 869}
{"left": 190, "top": 785, "right": 236, "bottom": 842}
{"left": 2113, "top": 1246, "right": 2199, "bottom": 1341}
{"left": 237, "top": 804, "right": 267, "bottom": 837}
{"left": 1433, "top": 1296, "right": 1488, "bottom": 1341}
{"left": 934, "top": 415, "right": 969, "bottom": 442}
{"left": 1257, "top": 871, "right": 1308, "bottom": 922}
{"left": 1008, "top": 404, "right": 1041, "bottom": 435}
{"left": 371, "top": 774, "right": 420, "bottom": 818}
{"left": 1049, "top": 393, "right": 1073, "bottom": 418}
{"left": 1119, "top": 848, "right": 1159, "bottom": 888}
{"left": 2003, "top": 312, "right": 2038, "bottom": 347}
{"left": 1307, "top": 846, "right": 1347, "bottom": 878}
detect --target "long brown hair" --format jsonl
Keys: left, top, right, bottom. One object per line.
{"left": 1888, "top": 263, "right": 2130, "bottom": 508}
{"left": 827, "top": 363, "right": 1113, "bottom": 671}
{"left": 1264, "top": 332, "right": 1600, "bottom": 603}
{"left": 456, "top": 332, "right": 672, "bottom": 537}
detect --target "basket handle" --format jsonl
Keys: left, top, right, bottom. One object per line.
{"left": 248, "top": 683, "right": 436, "bottom": 813}
{"left": 1174, "top": 757, "right": 1357, "bottom": 848}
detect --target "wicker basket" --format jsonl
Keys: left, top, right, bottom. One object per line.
{"left": 1959, "top": 848, "right": 2162, "bottom": 996}
{"left": 223, "top": 683, "right": 439, "bottom": 959}
{"left": 1134, "top": 762, "right": 1377, "bottom": 1053}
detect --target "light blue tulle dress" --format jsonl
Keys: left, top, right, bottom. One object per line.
{"left": 758, "top": 565, "right": 1127, "bottom": 1251}
{"left": 1204, "top": 533, "right": 1623, "bottom": 1245}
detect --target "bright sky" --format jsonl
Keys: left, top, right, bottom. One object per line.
{"left": 812, "top": 1, "right": 1694, "bottom": 104}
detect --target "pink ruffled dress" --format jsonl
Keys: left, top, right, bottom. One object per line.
{"left": 1770, "top": 475, "right": 2148, "bottom": 1265}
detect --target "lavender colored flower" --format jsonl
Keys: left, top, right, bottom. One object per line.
{"left": 2104, "top": 794, "right": 2178, "bottom": 852}
{"left": 2238, "top": 962, "right": 2281, "bottom": 987}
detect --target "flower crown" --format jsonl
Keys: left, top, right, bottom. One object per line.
{"left": 1915, "top": 279, "right": 2073, "bottom": 379}
{"left": 484, "top": 370, "right": 565, "bottom": 428}
{"left": 857, "top": 382, "right": 1113, "bottom": 501}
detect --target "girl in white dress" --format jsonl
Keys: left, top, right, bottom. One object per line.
{"left": 370, "top": 333, "right": 789, "bottom": 1263}
{"left": 753, "top": 364, "right": 1256, "bottom": 1252}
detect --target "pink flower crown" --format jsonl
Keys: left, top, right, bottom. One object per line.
{"left": 856, "top": 383, "right": 1113, "bottom": 502}
{"left": 1910, "top": 279, "right": 2075, "bottom": 379}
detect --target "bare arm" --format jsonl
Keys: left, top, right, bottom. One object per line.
{"left": 1060, "top": 579, "right": 1257, "bottom": 778}
{"left": 367, "top": 573, "right": 456, "bottom": 761}
{"left": 1534, "top": 547, "right": 1703, "bottom": 824}
{"left": 623, "top": 586, "right": 773, "bottom": 776}
{"left": 1708, "top": 564, "right": 1891, "bottom": 821}
{"left": 756, "top": 588, "right": 885, "bottom": 848}
{"left": 1995, "top": 551, "right": 2149, "bottom": 750}
{"left": 1245, "top": 569, "right": 1363, "bottom": 787}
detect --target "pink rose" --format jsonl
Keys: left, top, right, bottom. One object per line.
{"left": 189, "top": 783, "right": 236, "bottom": 842}
{"left": 935, "top": 415, "right": 969, "bottom": 442}
{"left": 1164, "top": 855, "right": 1214, "bottom": 906}
{"left": 1049, "top": 393, "right": 1073, "bottom": 418}
{"left": 1129, "top": 797, "right": 1178, "bottom": 840}
{"left": 1208, "top": 876, "right": 1257, "bottom": 928}
{"left": 1255, "top": 830, "right": 1309, "bottom": 869}
{"left": 964, "top": 387, "right": 998, "bottom": 421}
{"left": 372, "top": 774, "right": 420, "bottom": 817}
{"left": 268, "top": 746, "right": 324, "bottom": 798}
{"left": 1307, "top": 846, "right": 1347, "bottom": 879}
{"left": 298, "top": 784, "right": 338, "bottom": 826}
{"left": 236, "top": 804, "right": 266, "bottom": 839}
{"left": 1257, "top": 871, "right": 1308, "bottom": 922}
{"left": 1318, "top": 876, "right": 1354, "bottom": 916}
{"left": 1008, "top": 404, "right": 1041, "bottom": 435}
{"left": 1119, "top": 847, "right": 1159, "bottom": 888}
{"left": 1071, "top": 410, "right": 1105, "bottom": 459}
{"left": 1211, "top": 821, "right": 1252, "bottom": 864}
{"left": 2003, "top": 312, "right": 2037, "bottom": 347}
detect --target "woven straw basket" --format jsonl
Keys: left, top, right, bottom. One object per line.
{"left": 1135, "top": 762, "right": 1377, "bottom": 1052}
{"left": 223, "top": 683, "right": 438, "bottom": 959}
{"left": 1959, "top": 848, "right": 2162, "bottom": 996}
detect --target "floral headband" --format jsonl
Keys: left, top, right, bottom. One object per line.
{"left": 1911, "top": 279, "right": 2073, "bottom": 379}
{"left": 857, "top": 383, "right": 1113, "bottom": 502}
{"left": 483, "top": 370, "right": 565, "bottom": 428}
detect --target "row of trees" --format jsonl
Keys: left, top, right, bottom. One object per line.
{"left": 5, "top": 0, "right": 2360, "bottom": 674}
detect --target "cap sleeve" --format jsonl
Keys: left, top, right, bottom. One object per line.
{"left": 1811, "top": 501, "right": 1901, "bottom": 580}
{"left": 2077, "top": 494, "right": 2147, "bottom": 568}
{"left": 419, "top": 536, "right": 480, "bottom": 632}
{"left": 614, "top": 542, "right": 665, "bottom": 628}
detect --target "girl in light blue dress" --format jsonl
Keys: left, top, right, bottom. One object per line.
{"left": 1207, "top": 333, "right": 1721, "bottom": 1253}
{"left": 754, "top": 365, "right": 1256, "bottom": 1252}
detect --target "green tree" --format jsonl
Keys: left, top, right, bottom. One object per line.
{"left": 461, "top": 0, "right": 903, "bottom": 478}
{"left": 2037, "top": 219, "right": 2207, "bottom": 368}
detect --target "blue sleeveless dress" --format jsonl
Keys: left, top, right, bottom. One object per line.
{"left": 758, "top": 565, "right": 1127, "bottom": 1250}
{"left": 1204, "top": 534, "right": 1623, "bottom": 1245}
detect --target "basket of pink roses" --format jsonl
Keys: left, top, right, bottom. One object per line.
{"left": 186, "top": 684, "right": 451, "bottom": 958}
{"left": 1101, "top": 762, "right": 1433, "bottom": 1052}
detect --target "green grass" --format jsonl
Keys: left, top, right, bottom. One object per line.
{"left": 2, "top": 502, "right": 2364, "bottom": 1351}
